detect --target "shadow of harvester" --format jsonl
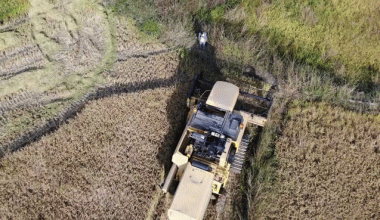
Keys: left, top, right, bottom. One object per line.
{"left": 156, "top": 38, "right": 225, "bottom": 172}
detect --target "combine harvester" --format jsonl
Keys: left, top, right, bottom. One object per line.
{"left": 161, "top": 70, "right": 274, "bottom": 219}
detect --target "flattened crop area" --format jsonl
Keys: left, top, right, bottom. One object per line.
{"left": 0, "top": 86, "right": 187, "bottom": 219}
{"left": 267, "top": 103, "right": 380, "bottom": 219}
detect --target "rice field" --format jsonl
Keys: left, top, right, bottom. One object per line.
{"left": 243, "top": 0, "right": 380, "bottom": 84}
{"left": 254, "top": 102, "right": 380, "bottom": 219}
{"left": 2, "top": 1, "right": 380, "bottom": 219}
{"left": 0, "top": 86, "right": 187, "bottom": 219}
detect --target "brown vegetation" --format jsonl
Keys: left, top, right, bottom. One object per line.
{"left": 255, "top": 102, "right": 380, "bottom": 219}
{"left": 0, "top": 86, "right": 187, "bottom": 219}
{"left": 2, "top": 1, "right": 380, "bottom": 219}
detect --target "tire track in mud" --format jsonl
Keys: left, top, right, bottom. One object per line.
{"left": 0, "top": 44, "right": 39, "bottom": 62}
{"left": 0, "top": 0, "right": 115, "bottom": 136}
{"left": 29, "top": 6, "right": 109, "bottom": 75}
{"left": 0, "top": 19, "right": 28, "bottom": 33}
{"left": 0, "top": 44, "right": 47, "bottom": 79}
{"left": 0, "top": 91, "right": 67, "bottom": 116}
{"left": 0, "top": 0, "right": 113, "bottom": 80}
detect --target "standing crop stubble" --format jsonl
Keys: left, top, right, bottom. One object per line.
{"left": 258, "top": 102, "right": 380, "bottom": 219}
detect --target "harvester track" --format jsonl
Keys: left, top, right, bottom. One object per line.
{"left": 230, "top": 134, "right": 251, "bottom": 174}
{"left": 0, "top": 44, "right": 46, "bottom": 79}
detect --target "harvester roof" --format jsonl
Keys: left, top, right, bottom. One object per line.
{"left": 206, "top": 81, "right": 239, "bottom": 112}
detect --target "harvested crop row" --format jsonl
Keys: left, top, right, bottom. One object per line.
{"left": 110, "top": 51, "right": 180, "bottom": 83}
{"left": 260, "top": 102, "right": 380, "bottom": 219}
{"left": 114, "top": 17, "right": 166, "bottom": 59}
{"left": 110, "top": 16, "right": 181, "bottom": 83}
{"left": 0, "top": 86, "right": 187, "bottom": 219}
{"left": 0, "top": 44, "right": 46, "bottom": 79}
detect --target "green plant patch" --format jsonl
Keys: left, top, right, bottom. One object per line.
{"left": 0, "top": 0, "right": 30, "bottom": 23}
{"left": 194, "top": 7, "right": 212, "bottom": 23}
{"left": 139, "top": 19, "right": 160, "bottom": 36}
{"left": 243, "top": 0, "right": 380, "bottom": 85}
{"left": 194, "top": 1, "right": 240, "bottom": 23}
{"left": 210, "top": 5, "right": 225, "bottom": 22}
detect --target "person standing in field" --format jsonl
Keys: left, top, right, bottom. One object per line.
{"left": 198, "top": 31, "right": 207, "bottom": 50}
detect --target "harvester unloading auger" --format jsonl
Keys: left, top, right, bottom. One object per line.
{"left": 161, "top": 67, "right": 275, "bottom": 219}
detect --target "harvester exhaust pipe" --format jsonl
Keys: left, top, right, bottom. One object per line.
{"left": 161, "top": 164, "right": 178, "bottom": 193}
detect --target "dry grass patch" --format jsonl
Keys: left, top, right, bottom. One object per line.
{"left": 258, "top": 102, "right": 380, "bottom": 219}
{"left": 0, "top": 86, "right": 186, "bottom": 219}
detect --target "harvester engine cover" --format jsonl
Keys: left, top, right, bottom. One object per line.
{"left": 189, "top": 132, "right": 226, "bottom": 161}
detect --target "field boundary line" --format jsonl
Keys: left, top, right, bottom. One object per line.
{"left": 116, "top": 47, "right": 177, "bottom": 62}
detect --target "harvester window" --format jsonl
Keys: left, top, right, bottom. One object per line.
{"left": 229, "top": 119, "right": 240, "bottom": 130}
{"left": 201, "top": 106, "right": 225, "bottom": 118}
{"left": 189, "top": 104, "right": 226, "bottom": 132}
{"left": 222, "top": 113, "right": 243, "bottom": 140}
